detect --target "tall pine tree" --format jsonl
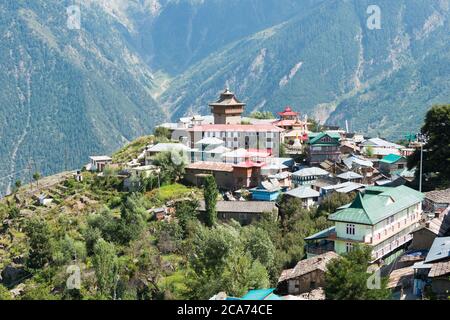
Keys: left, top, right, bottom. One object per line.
{"left": 203, "top": 175, "right": 218, "bottom": 227}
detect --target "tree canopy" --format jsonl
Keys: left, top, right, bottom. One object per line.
{"left": 408, "top": 104, "right": 450, "bottom": 190}
{"left": 203, "top": 176, "right": 219, "bottom": 227}
{"left": 325, "top": 245, "right": 391, "bottom": 300}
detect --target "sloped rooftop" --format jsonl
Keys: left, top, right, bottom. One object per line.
{"left": 329, "top": 185, "right": 424, "bottom": 225}
{"left": 278, "top": 252, "right": 339, "bottom": 282}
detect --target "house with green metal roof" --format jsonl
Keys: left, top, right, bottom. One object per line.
{"left": 306, "top": 185, "right": 425, "bottom": 262}
{"left": 379, "top": 153, "right": 407, "bottom": 176}
{"left": 307, "top": 132, "right": 341, "bottom": 165}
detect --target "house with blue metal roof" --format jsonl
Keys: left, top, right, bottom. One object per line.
{"left": 306, "top": 185, "right": 425, "bottom": 263}
{"left": 250, "top": 179, "right": 281, "bottom": 201}
{"left": 211, "top": 288, "right": 283, "bottom": 300}
{"left": 379, "top": 153, "right": 407, "bottom": 176}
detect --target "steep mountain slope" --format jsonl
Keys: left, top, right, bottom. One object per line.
{"left": 159, "top": 0, "right": 450, "bottom": 139}
{"left": 1, "top": 0, "right": 449, "bottom": 195}
{"left": 0, "top": 0, "right": 164, "bottom": 195}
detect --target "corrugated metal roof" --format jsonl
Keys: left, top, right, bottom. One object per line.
{"left": 293, "top": 167, "right": 329, "bottom": 178}
{"left": 285, "top": 186, "right": 320, "bottom": 199}
{"left": 337, "top": 171, "right": 363, "bottom": 180}
{"left": 305, "top": 226, "right": 336, "bottom": 240}
{"left": 329, "top": 185, "right": 424, "bottom": 225}
{"left": 425, "top": 237, "right": 450, "bottom": 264}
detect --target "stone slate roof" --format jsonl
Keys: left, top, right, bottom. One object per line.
{"left": 429, "top": 261, "right": 450, "bottom": 277}
{"left": 278, "top": 252, "right": 339, "bottom": 282}
{"left": 198, "top": 200, "right": 277, "bottom": 214}
{"left": 425, "top": 188, "right": 450, "bottom": 204}
{"left": 329, "top": 185, "right": 424, "bottom": 225}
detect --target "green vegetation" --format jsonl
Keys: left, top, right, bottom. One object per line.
{"left": 408, "top": 104, "right": 450, "bottom": 190}
{"left": 249, "top": 111, "right": 275, "bottom": 120}
{"left": 1, "top": 0, "right": 448, "bottom": 196}
{"left": 92, "top": 239, "right": 119, "bottom": 299}
{"left": 112, "top": 136, "right": 154, "bottom": 164}
{"left": 202, "top": 176, "right": 219, "bottom": 227}
{"left": 152, "top": 152, "right": 187, "bottom": 185}
{"left": 0, "top": 149, "right": 354, "bottom": 300}
{"left": 325, "top": 245, "right": 391, "bottom": 300}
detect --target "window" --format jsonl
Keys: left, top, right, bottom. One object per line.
{"left": 346, "top": 224, "right": 355, "bottom": 235}
{"left": 346, "top": 242, "right": 353, "bottom": 252}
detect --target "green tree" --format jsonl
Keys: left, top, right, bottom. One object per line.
{"left": 364, "top": 146, "right": 374, "bottom": 158}
{"left": 317, "top": 192, "right": 356, "bottom": 216}
{"left": 0, "top": 284, "right": 12, "bottom": 300}
{"left": 242, "top": 226, "right": 276, "bottom": 273}
{"left": 249, "top": 111, "right": 275, "bottom": 119}
{"left": 408, "top": 104, "right": 450, "bottom": 189}
{"left": 14, "top": 179, "right": 22, "bottom": 193}
{"left": 20, "top": 281, "right": 59, "bottom": 300}
{"left": 203, "top": 175, "right": 218, "bottom": 227}
{"left": 152, "top": 151, "right": 187, "bottom": 184}
{"left": 93, "top": 239, "right": 119, "bottom": 299}
{"left": 325, "top": 245, "right": 391, "bottom": 300}
{"left": 187, "top": 224, "right": 270, "bottom": 299}
{"left": 86, "top": 207, "right": 117, "bottom": 244}
{"left": 154, "top": 126, "right": 172, "bottom": 141}
{"left": 174, "top": 199, "right": 200, "bottom": 236}
{"left": 308, "top": 118, "right": 323, "bottom": 132}
{"left": 221, "top": 250, "right": 270, "bottom": 297}
{"left": 25, "top": 218, "right": 53, "bottom": 269}
{"left": 83, "top": 226, "right": 103, "bottom": 256}
{"left": 33, "top": 172, "right": 41, "bottom": 188}
{"left": 116, "top": 193, "right": 148, "bottom": 244}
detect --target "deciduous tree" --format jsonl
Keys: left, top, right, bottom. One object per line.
{"left": 93, "top": 239, "right": 119, "bottom": 298}
{"left": 325, "top": 245, "right": 391, "bottom": 300}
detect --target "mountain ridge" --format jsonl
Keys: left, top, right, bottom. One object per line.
{"left": 0, "top": 0, "right": 449, "bottom": 194}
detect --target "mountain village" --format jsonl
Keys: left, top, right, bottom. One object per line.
{"left": 71, "top": 89, "right": 449, "bottom": 300}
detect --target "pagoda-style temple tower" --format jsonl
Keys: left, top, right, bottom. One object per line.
{"left": 209, "top": 88, "right": 246, "bottom": 125}
{"left": 273, "top": 106, "right": 308, "bottom": 132}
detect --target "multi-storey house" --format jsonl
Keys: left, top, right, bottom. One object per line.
{"left": 305, "top": 185, "right": 424, "bottom": 263}
{"left": 307, "top": 132, "right": 341, "bottom": 165}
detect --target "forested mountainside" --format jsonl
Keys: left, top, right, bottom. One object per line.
{"left": 159, "top": 0, "right": 450, "bottom": 139}
{"left": 0, "top": 0, "right": 449, "bottom": 194}
{"left": 0, "top": 0, "right": 164, "bottom": 195}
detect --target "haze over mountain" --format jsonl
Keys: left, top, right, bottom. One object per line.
{"left": 0, "top": 0, "right": 449, "bottom": 194}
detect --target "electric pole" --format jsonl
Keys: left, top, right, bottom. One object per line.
{"left": 417, "top": 133, "right": 427, "bottom": 193}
